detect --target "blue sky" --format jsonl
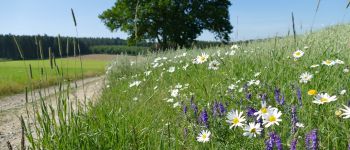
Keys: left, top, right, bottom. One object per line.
{"left": 0, "top": 0, "right": 350, "bottom": 41}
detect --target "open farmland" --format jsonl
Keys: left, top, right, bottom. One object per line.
{"left": 0, "top": 54, "right": 115, "bottom": 96}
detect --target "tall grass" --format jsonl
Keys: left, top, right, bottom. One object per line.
{"left": 20, "top": 24, "right": 350, "bottom": 149}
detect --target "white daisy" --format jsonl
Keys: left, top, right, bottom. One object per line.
{"left": 312, "top": 93, "right": 337, "bottom": 104}
{"left": 335, "top": 59, "right": 344, "bottom": 64}
{"left": 254, "top": 72, "right": 261, "bottom": 77}
{"left": 195, "top": 53, "right": 209, "bottom": 64}
{"left": 340, "top": 90, "right": 346, "bottom": 95}
{"left": 208, "top": 60, "right": 220, "bottom": 70}
{"left": 168, "top": 66, "right": 175, "bottom": 73}
{"left": 182, "top": 63, "right": 189, "bottom": 70}
{"left": 262, "top": 108, "right": 282, "bottom": 128}
{"left": 175, "top": 84, "right": 183, "bottom": 89}
{"left": 196, "top": 130, "right": 211, "bottom": 143}
{"left": 293, "top": 50, "right": 304, "bottom": 59}
{"left": 144, "top": 71, "right": 152, "bottom": 76}
{"left": 254, "top": 101, "right": 276, "bottom": 120}
{"left": 296, "top": 122, "right": 304, "bottom": 128}
{"left": 129, "top": 80, "right": 141, "bottom": 87}
{"left": 226, "top": 110, "right": 246, "bottom": 129}
{"left": 340, "top": 105, "right": 350, "bottom": 119}
{"left": 170, "top": 89, "right": 179, "bottom": 97}
{"left": 344, "top": 68, "right": 349, "bottom": 73}
{"left": 231, "top": 44, "right": 239, "bottom": 49}
{"left": 166, "top": 98, "right": 174, "bottom": 103}
{"left": 228, "top": 84, "right": 237, "bottom": 90}
{"left": 229, "top": 50, "right": 236, "bottom": 56}
{"left": 310, "top": 64, "right": 320, "bottom": 68}
{"left": 173, "top": 102, "right": 181, "bottom": 108}
{"left": 243, "top": 122, "right": 263, "bottom": 138}
{"left": 322, "top": 60, "right": 336, "bottom": 66}
{"left": 299, "top": 72, "right": 313, "bottom": 83}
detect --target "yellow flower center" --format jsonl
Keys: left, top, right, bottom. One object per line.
{"left": 202, "top": 134, "right": 207, "bottom": 139}
{"left": 295, "top": 52, "right": 301, "bottom": 56}
{"left": 320, "top": 97, "right": 328, "bottom": 103}
{"left": 269, "top": 116, "right": 276, "bottom": 122}
{"left": 261, "top": 107, "right": 267, "bottom": 113}
{"left": 308, "top": 90, "right": 317, "bottom": 96}
{"left": 335, "top": 110, "right": 342, "bottom": 116}
{"left": 200, "top": 56, "right": 206, "bottom": 62}
{"left": 232, "top": 118, "right": 239, "bottom": 124}
{"left": 250, "top": 128, "right": 256, "bottom": 133}
{"left": 325, "top": 60, "right": 331, "bottom": 64}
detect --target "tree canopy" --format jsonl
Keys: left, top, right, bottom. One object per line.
{"left": 99, "top": 0, "right": 233, "bottom": 49}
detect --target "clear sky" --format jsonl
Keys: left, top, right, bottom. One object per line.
{"left": 0, "top": 0, "right": 350, "bottom": 41}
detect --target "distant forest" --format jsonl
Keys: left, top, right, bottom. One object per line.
{"left": 0, "top": 34, "right": 225, "bottom": 60}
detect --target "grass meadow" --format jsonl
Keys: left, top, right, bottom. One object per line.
{"left": 0, "top": 56, "right": 109, "bottom": 97}
{"left": 22, "top": 24, "right": 350, "bottom": 149}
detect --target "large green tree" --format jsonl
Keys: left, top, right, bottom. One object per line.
{"left": 99, "top": 0, "right": 233, "bottom": 49}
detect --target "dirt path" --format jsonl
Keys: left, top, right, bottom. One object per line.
{"left": 0, "top": 76, "right": 106, "bottom": 149}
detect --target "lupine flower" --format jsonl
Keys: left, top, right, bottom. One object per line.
{"left": 196, "top": 130, "right": 211, "bottom": 143}
{"left": 280, "top": 95, "right": 285, "bottom": 105}
{"left": 183, "top": 104, "right": 187, "bottom": 114}
{"left": 246, "top": 93, "right": 252, "bottom": 100}
{"left": 246, "top": 107, "right": 257, "bottom": 117}
{"left": 191, "top": 102, "right": 198, "bottom": 116}
{"left": 291, "top": 106, "right": 298, "bottom": 134}
{"left": 218, "top": 102, "right": 226, "bottom": 116}
{"left": 266, "top": 132, "right": 283, "bottom": 150}
{"left": 226, "top": 110, "right": 246, "bottom": 129}
{"left": 305, "top": 129, "right": 318, "bottom": 150}
{"left": 200, "top": 109, "right": 209, "bottom": 128}
{"left": 183, "top": 128, "right": 188, "bottom": 139}
{"left": 274, "top": 88, "right": 283, "bottom": 104}
{"left": 290, "top": 138, "right": 298, "bottom": 150}
{"left": 297, "top": 87, "right": 302, "bottom": 106}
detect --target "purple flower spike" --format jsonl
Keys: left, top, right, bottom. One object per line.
{"left": 247, "top": 107, "right": 257, "bottom": 117}
{"left": 266, "top": 132, "right": 283, "bottom": 150}
{"left": 280, "top": 95, "right": 285, "bottom": 105}
{"left": 200, "top": 109, "right": 209, "bottom": 128}
{"left": 246, "top": 93, "right": 252, "bottom": 100}
{"left": 218, "top": 102, "right": 226, "bottom": 116}
{"left": 291, "top": 106, "right": 298, "bottom": 134}
{"left": 297, "top": 87, "right": 302, "bottom": 107}
{"left": 183, "top": 104, "right": 187, "bottom": 114}
{"left": 290, "top": 138, "right": 297, "bottom": 150}
{"left": 274, "top": 88, "right": 281, "bottom": 103}
{"left": 305, "top": 129, "right": 318, "bottom": 150}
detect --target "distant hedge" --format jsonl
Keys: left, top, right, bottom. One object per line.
{"left": 90, "top": 45, "right": 149, "bottom": 55}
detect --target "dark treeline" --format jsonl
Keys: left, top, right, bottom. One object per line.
{"left": 0, "top": 34, "right": 129, "bottom": 59}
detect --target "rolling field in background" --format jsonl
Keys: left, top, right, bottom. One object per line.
{"left": 0, "top": 54, "right": 114, "bottom": 97}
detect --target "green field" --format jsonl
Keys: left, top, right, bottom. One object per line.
{"left": 0, "top": 56, "right": 109, "bottom": 96}
{"left": 25, "top": 25, "right": 350, "bottom": 149}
